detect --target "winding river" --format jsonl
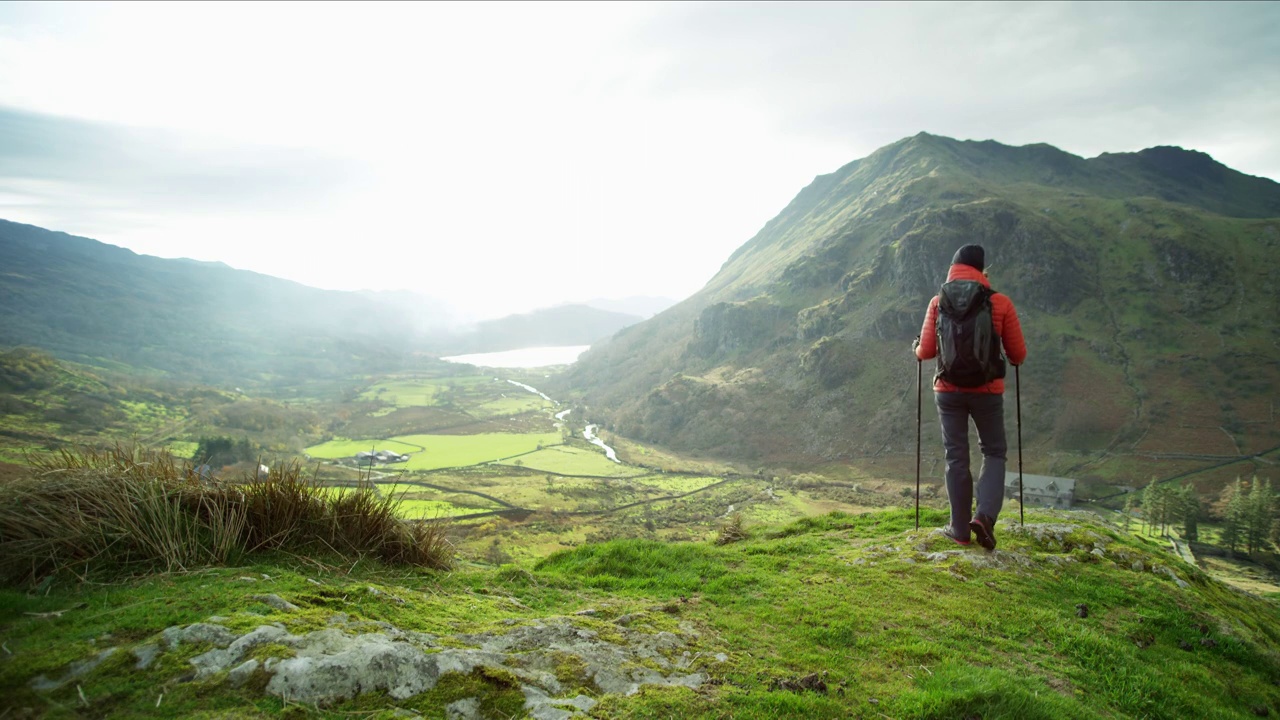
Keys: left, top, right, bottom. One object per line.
{"left": 503, "top": 382, "right": 619, "bottom": 463}
{"left": 582, "top": 424, "right": 620, "bottom": 463}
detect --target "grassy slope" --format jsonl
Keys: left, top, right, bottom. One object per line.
{"left": 0, "top": 348, "right": 352, "bottom": 467}
{"left": 3, "top": 508, "right": 1278, "bottom": 719}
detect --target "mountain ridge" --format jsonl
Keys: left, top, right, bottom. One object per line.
{"left": 559, "top": 134, "right": 1280, "bottom": 490}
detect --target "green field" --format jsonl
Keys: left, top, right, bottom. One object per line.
{"left": 630, "top": 475, "right": 725, "bottom": 494}
{"left": 392, "top": 432, "right": 563, "bottom": 470}
{"left": 119, "top": 401, "right": 186, "bottom": 433}
{"left": 397, "top": 499, "right": 487, "bottom": 519}
{"left": 499, "top": 445, "right": 645, "bottom": 477}
{"left": 358, "top": 379, "right": 443, "bottom": 408}
{"left": 303, "top": 437, "right": 424, "bottom": 459}
{"left": 471, "top": 395, "right": 551, "bottom": 418}
{"left": 164, "top": 441, "right": 199, "bottom": 459}
{"left": 374, "top": 483, "right": 500, "bottom": 511}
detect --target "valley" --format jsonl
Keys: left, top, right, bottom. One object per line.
{"left": 0, "top": 345, "right": 916, "bottom": 565}
{"left": 2, "top": 132, "right": 1279, "bottom": 718}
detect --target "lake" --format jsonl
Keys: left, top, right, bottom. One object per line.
{"left": 440, "top": 345, "right": 590, "bottom": 368}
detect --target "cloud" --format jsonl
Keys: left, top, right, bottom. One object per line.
{"left": 628, "top": 2, "right": 1280, "bottom": 178}
{"left": 0, "top": 2, "right": 1275, "bottom": 319}
{"left": 0, "top": 106, "right": 362, "bottom": 223}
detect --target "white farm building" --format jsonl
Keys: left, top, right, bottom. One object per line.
{"left": 1005, "top": 473, "right": 1076, "bottom": 509}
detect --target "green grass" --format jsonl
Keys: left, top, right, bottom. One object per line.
{"left": 470, "top": 395, "right": 550, "bottom": 418}
{"left": 2, "top": 508, "right": 1279, "bottom": 718}
{"left": 498, "top": 445, "right": 645, "bottom": 477}
{"left": 539, "top": 508, "right": 1280, "bottom": 718}
{"left": 371, "top": 483, "right": 500, "bottom": 519}
{"left": 303, "top": 437, "right": 425, "bottom": 459}
{"left": 391, "top": 432, "right": 563, "bottom": 470}
{"left": 300, "top": 431, "right": 564, "bottom": 475}
{"left": 164, "top": 440, "right": 199, "bottom": 459}
{"left": 359, "top": 379, "right": 443, "bottom": 408}
{"left": 397, "top": 498, "right": 486, "bottom": 519}
{"left": 631, "top": 474, "right": 725, "bottom": 493}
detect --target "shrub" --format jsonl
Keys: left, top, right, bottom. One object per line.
{"left": 0, "top": 445, "right": 451, "bottom": 586}
{"left": 716, "top": 513, "right": 748, "bottom": 546}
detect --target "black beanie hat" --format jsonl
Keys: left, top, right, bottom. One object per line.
{"left": 952, "top": 244, "right": 985, "bottom": 272}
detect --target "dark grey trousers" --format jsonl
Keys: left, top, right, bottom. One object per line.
{"left": 936, "top": 392, "right": 1007, "bottom": 537}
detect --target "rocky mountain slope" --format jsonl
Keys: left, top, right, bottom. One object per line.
{"left": 559, "top": 134, "right": 1280, "bottom": 486}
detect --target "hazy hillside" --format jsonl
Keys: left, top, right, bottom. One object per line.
{"left": 558, "top": 134, "right": 1280, "bottom": 488}
{"left": 580, "top": 295, "right": 679, "bottom": 318}
{"left": 0, "top": 221, "right": 637, "bottom": 386}
{"left": 440, "top": 304, "right": 643, "bottom": 354}
{"left": 0, "top": 220, "right": 449, "bottom": 385}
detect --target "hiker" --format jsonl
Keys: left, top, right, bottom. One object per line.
{"left": 913, "top": 244, "right": 1026, "bottom": 550}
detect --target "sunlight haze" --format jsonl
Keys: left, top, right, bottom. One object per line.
{"left": 1, "top": 1, "right": 1276, "bottom": 320}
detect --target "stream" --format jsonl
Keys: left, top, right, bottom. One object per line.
{"left": 504, "top": 381, "right": 619, "bottom": 463}
{"left": 583, "top": 424, "right": 620, "bottom": 463}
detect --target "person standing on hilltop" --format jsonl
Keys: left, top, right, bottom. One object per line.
{"left": 913, "top": 244, "right": 1027, "bottom": 550}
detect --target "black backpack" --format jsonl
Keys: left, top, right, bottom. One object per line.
{"left": 935, "top": 280, "right": 1006, "bottom": 387}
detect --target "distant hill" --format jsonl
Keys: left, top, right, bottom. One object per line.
{"left": 440, "top": 304, "right": 643, "bottom": 354}
{"left": 558, "top": 134, "right": 1280, "bottom": 488}
{"left": 0, "top": 219, "right": 450, "bottom": 386}
{"left": 0, "top": 219, "right": 648, "bottom": 385}
{"left": 578, "top": 295, "right": 679, "bottom": 319}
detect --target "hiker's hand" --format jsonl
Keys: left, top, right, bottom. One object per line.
{"left": 911, "top": 336, "right": 920, "bottom": 353}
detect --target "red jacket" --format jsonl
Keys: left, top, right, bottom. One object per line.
{"left": 915, "top": 264, "right": 1027, "bottom": 394}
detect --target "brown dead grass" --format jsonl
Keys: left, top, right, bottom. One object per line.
{"left": 0, "top": 445, "right": 452, "bottom": 586}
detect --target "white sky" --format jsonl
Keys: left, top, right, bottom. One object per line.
{"left": 1, "top": 1, "right": 1277, "bottom": 320}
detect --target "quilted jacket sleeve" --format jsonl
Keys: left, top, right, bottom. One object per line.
{"left": 993, "top": 293, "right": 1027, "bottom": 366}
{"left": 915, "top": 296, "right": 939, "bottom": 361}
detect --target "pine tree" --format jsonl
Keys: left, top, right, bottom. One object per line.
{"left": 1143, "top": 481, "right": 1176, "bottom": 537}
{"left": 1270, "top": 486, "right": 1280, "bottom": 552}
{"left": 1122, "top": 492, "right": 1138, "bottom": 533}
{"left": 1222, "top": 478, "right": 1247, "bottom": 555}
{"left": 1176, "top": 484, "right": 1200, "bottom": 542}
{"left": 1245, "top": 477, "right": 1273, "bottom": 555}
{"left": 1143, "top": 480, "right": 1160, "bottom": 536}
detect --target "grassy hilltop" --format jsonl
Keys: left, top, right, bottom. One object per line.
{"left": 2, "top": 498, "right": 1278, "bottom": 719}
{"left": 4, "top": 368, "right": 1276, "bottom": 718}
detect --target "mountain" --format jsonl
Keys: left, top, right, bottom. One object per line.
{"left": 439, "top": 304, "right": 643, "bottom": 355}
{"left": 0, "top": 219, "right": 451, "bottom": 386}
{"left": 558, "top": 134, "right": 1280, "bottom": 486}
{"left": 578, "top": 295, "right": 679, "bottom": 319}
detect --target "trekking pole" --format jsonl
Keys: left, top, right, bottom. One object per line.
{"left": 1016, "top": 364, "right": 1024, "bottom": 526}
{"left": 915, "top": 358, "right": 922, "bottom": 531}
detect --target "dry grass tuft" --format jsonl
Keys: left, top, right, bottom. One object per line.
{"left": 716, "top": 513, "right": 748, "bottom": 546}
{"left": 0, "top": 445, "right": 452, "bottom": 586}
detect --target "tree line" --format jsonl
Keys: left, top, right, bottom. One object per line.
{"left": 1125, "top": 476, "right": 1277, "bottom": 556}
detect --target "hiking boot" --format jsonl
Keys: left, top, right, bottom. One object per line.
{"left": 941, "top": 524, "right": 971, "bottom": 546}
{"left": 969, "top": 514, "right": 996, "bottom": 551}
